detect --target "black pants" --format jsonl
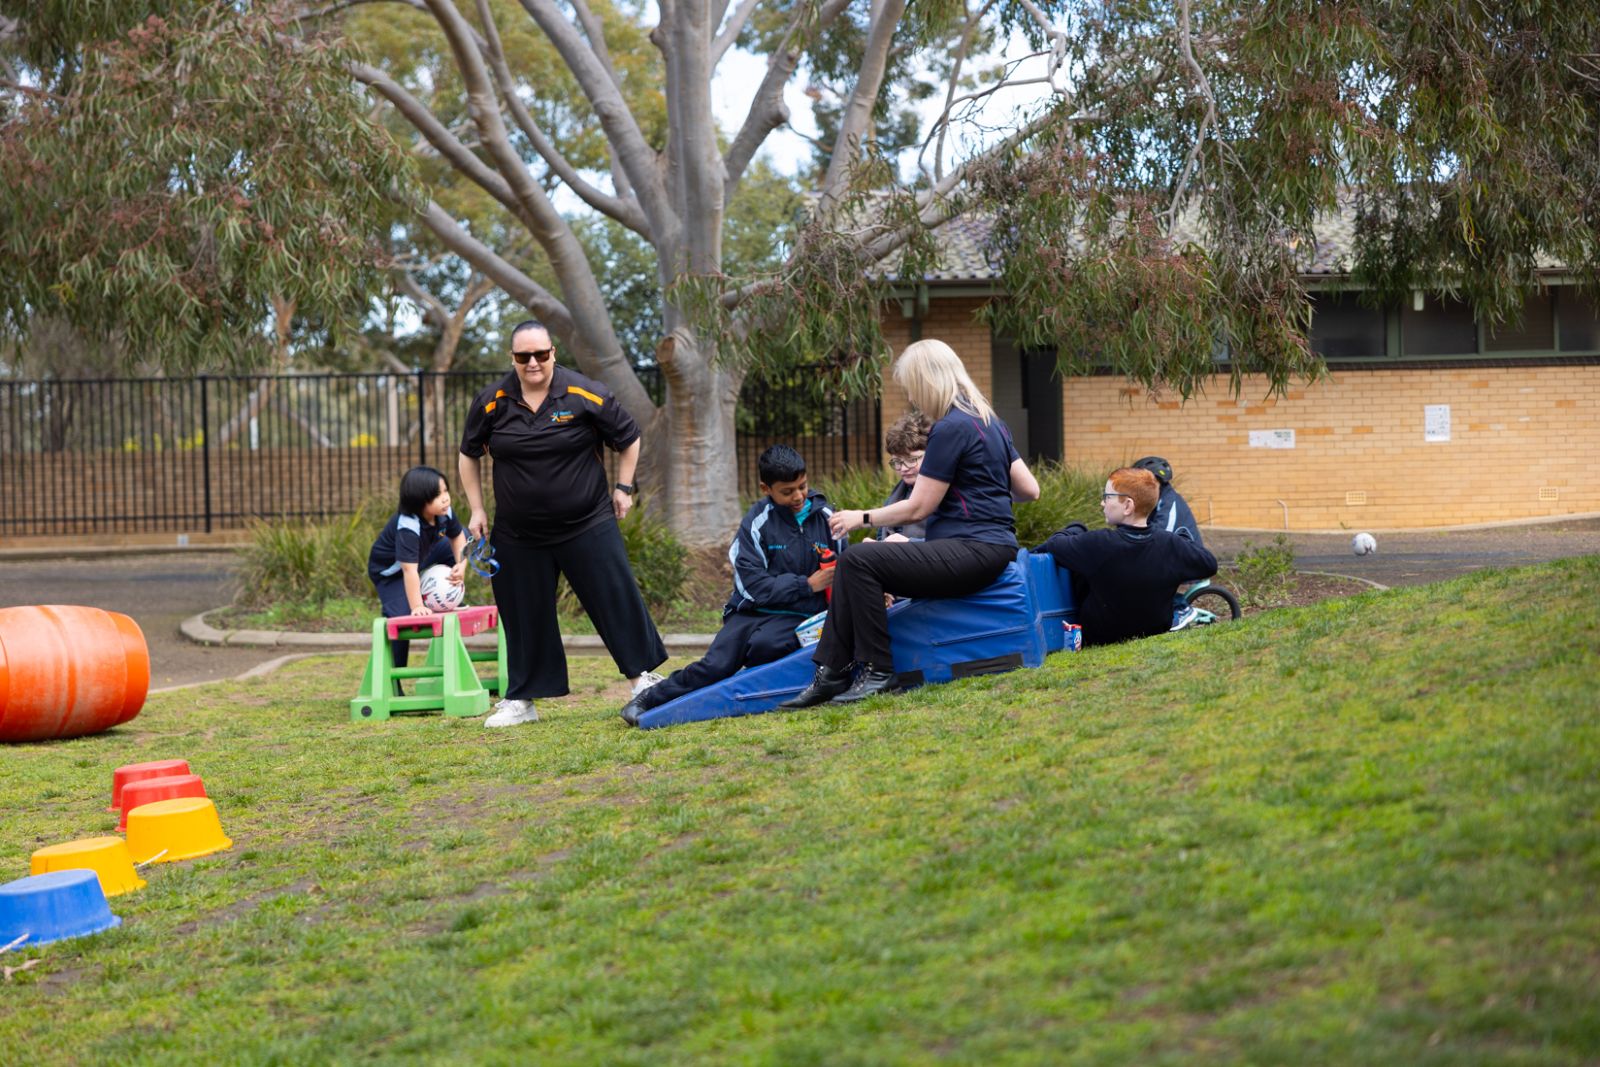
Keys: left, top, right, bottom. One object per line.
{"left": 640, "top": 612, "right": 799, "bottom": 710}
{"left": 814, "top": 538, "right": 1017, "bottom": 672}
{"left": 491, "top": 521, "right": 668, "bottom": 699}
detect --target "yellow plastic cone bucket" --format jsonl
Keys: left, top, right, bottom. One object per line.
{"left": 30, "top": 836, "right": 146, "bottom": 896}
{"left": 125, "top": 797, "right": 233, "bottom": 864}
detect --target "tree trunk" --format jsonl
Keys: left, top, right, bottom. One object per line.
{"left": 651, "top": 331, "right": 742, "bottom": 547}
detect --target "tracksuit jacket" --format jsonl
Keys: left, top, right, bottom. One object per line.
{"left": 723, "top": 491, "right": 848, "bottom": 619}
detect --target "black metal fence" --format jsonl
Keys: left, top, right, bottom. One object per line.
{"left": 0, "top": 369, "right": 880, "bottom": 536}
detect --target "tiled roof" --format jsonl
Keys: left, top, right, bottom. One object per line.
{"left": 882, "top": 203, "right": 1562, "bottom": 283}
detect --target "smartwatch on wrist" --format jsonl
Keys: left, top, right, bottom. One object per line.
{"left": 864, "top": 511, "right": 872, "bottom": 527}
{"left": 615, "top": 482, "right": 636, "bottom": 495}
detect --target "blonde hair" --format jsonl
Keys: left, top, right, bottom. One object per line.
{"left": 892, "top": 339, "right": 995, "bottom": 424}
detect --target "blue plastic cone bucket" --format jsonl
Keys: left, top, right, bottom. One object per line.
{"left": 0, "top": 869, "right": 121, "bottom": 947}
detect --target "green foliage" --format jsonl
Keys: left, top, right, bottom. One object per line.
{"left": 1231, "top": 533, "right": 1297, "bottom": 609}
{"left": 813, "top": 464, "right": 899, "bottom": 512}
{"left": 815, "top": 460, "right": 1105, "bottom": 546}
{"left": 238, "top": 503, "right": 383, "bottom": 609}
{"left": 4, "top": 558, "right": 1600, "bottom": 1060}
{"left": 1012, "top": 462, "right": 1106, "bottom": 546}
{"left": 675, "top": 154, "right": 940, "bottom": 397}
{"left": 0, "top": 3, "right": 417, "bottom": 371}
{"left": 558, "top": 505, "right": 689, "bottom": 620}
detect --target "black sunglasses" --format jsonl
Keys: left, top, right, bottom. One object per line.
{"left": 512, "top": 347, "right": 554, "bottom": 364}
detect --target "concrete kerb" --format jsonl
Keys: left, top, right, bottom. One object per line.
{"left": 181, "top": 610, "right": 717, "bottom": 658}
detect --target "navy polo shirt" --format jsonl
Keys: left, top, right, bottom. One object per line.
{"left": 367, "top": 509, "right": 463, "bottom": 582}
{"left": 917, "top": 407, "right": 1022, "bottom": 547}
{"left": 459, "top": 366, "right": 641, "bottom": 545}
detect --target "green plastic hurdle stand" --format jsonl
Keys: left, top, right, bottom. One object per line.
{"left": 350, "top": 605, "right": 507, "bottom": 722}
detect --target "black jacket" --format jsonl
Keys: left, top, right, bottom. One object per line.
{"left": 724, "top": 491, "right": 847, "bottom": 618}
{"left": 1039, "top": 523, "right": 1217, "bottom": 646}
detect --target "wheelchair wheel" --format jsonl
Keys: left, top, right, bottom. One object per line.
{"left": 1186, "top": 584, "right": 1242, "bottom": 622}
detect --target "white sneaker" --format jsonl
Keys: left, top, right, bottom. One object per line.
{"left": 484, "top": 699, "right": 539, "bottom": 728}
{"left": 631, "top": 670, "right": 665, "bottom": 697}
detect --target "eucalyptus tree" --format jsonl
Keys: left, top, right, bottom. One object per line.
{"left": 4, "top": 1, "right": 1598, "bottom": 543}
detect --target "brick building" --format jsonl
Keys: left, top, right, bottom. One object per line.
{"left": 878, "top": 214, "right": 1600, "bottom": 529}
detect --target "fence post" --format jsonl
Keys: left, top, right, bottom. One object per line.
{"left": 416, "top": 367, "right": 427, "bottom": 467}
{"left": 200, "top": 375, "right": 213, "bottom": 534}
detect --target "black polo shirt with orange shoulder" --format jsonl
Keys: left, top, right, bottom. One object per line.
{"left": 459, "top": 365, "right": 642, "bottom": 546}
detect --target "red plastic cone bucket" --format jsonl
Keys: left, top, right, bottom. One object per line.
{"left": 117, "top": 773, "right": 206, "bottom": 831}
{"left": 109, "top": 759, "right": 190, "bottom": 812}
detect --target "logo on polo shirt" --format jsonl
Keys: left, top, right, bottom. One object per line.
{"left": 550, "top": 410, "right": 576, "bottom": 423}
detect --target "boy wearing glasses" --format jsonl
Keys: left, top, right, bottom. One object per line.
{"left": 874, "top": 412, "right": 931, "bottom": 542}
{"left": 1037, "top": 467, "right": 1217, "bottom": 647}
{"left": 620, "top": 444, "right": 846, "bottom": 726}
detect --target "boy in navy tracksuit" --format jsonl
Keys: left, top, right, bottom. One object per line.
{"left": 620, "top": 445, "right": 846, "bottom": 725}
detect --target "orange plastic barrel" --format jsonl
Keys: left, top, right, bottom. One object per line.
{"left": 0, "top": 606, "right": 149, "bottom": 743}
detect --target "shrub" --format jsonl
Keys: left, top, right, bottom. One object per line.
{"left": 238, "top": 501, "right": 383, "bottom": 608}
{"left": 558, "top": 505, "right": 689, "bottom": 620}
{"left": 1231, "top": 534, "right": 1296, "bottom": 608}
{"left": 816, "top": 460, "right": 1106, "bottom": 547}
{"left": 813, "top": 465, "right": 899, "bottom": 512}
{"left": 1013, "top": 462, "right": 1106, "bottom": 546}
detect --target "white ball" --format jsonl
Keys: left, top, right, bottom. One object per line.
{"left": 1352, "top": 532, "right": 1377, "bottom": 556}
{"left": 419, "top": 564, "right": 465, "bottom": 611}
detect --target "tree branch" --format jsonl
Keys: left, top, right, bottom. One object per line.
{"left": 418, "top": 201, "right": 572, "bottom": 334}
{"left": 349, "top": 60, "right": 537, "bottom": 229}
{"left": 929, "top": 0, "right": 1000, "bottom": 183}
{"left": 514, "top": 0, "right": 673, "bottom": 237}
{"left": 1168, "top": 0, "right": 1217, "bottom": 227}
{"left": 291, "top": 0, "right": 427, "bottom": 24}
{"left": 817, "top": 0, "right": 907, "bottom": 217}
{"left": 395, "top": 271, "right": 448, "bottom": 327}
{"left": 723, "top": 0, "right": 853, "bottom": 200}
{"left": 471, "top": 0, "right": 650, "bottom": 236}
{"left": 710, "top": 0, "right": 762, "bottom": 69}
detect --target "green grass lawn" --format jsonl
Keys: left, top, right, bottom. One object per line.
{"left": 3, "top": 558, "right": 1598, "bottom": 1065}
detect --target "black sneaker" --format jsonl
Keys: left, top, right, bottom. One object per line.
{"left": 831, "top": 666, "right": 899, "bottom": 703}
{"left": 779, "top": 664, "right": 853, "bottom": 708}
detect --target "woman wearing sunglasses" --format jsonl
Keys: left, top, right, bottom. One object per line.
{"left": 457, "top": 320, "right": 667, "bottom": 728}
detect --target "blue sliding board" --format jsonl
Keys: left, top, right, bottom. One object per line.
{"left": 635, "top": 548, "right": 1076, "bottom": 729}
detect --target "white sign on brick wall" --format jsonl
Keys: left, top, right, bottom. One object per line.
{"left": 1248, "top": 429, "right": 1296, "bottom": 449}
{"left": 1424, "top": 404, "right": 1451, "bottom": 442}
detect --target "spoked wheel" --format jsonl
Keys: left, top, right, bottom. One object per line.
{"left": 1186, "top": 584, "right": 1242, "bottom": 622}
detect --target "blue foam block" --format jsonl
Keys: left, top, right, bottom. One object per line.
{"left": 636, "top": 549, "right": 1076, "bottom": 729}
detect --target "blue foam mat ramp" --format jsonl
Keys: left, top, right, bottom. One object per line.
{"left": 636, "top": 549, "right": 1076, "bottom": 729}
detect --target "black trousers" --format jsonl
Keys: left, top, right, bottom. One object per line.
{"left": 491, "top": 521, "right": 667, "bottom": 699}
{"left": 814, "top": 538, "right": 1017, "bottom": 673}
{"left": 640, "top": 612, "right": 799, "bottom": 710}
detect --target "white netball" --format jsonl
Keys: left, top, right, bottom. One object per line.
{"left": 419, "top": 564, "right": 466, "bottom": 611}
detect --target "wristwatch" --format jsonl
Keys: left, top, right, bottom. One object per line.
{"left": 615, "top": 482, "right": 636, "bottom": 494}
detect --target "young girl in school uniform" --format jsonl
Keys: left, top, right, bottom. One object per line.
{"left": 366, "top": 466, "right": 468, "bottom": 672}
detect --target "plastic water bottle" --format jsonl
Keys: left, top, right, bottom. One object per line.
{"left": 1062, "top": 622, "right": 1083, "bottom": 651}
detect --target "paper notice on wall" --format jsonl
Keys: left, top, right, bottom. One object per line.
{"left": 1248, "top": 429, "right": 1296, "bottom": 449}
{"left": 1424, "top": 404, "right": 1451, "bottom": 442}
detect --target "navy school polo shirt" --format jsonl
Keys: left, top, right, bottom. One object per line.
{"left": 367, "top": 508, "right": 463, "bottom": 582}
{"left": 459, "top": 366, "right": 641, "bottom": 545}
{"left": 917, "top": 406, "right": 1022, "bottom": 548}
